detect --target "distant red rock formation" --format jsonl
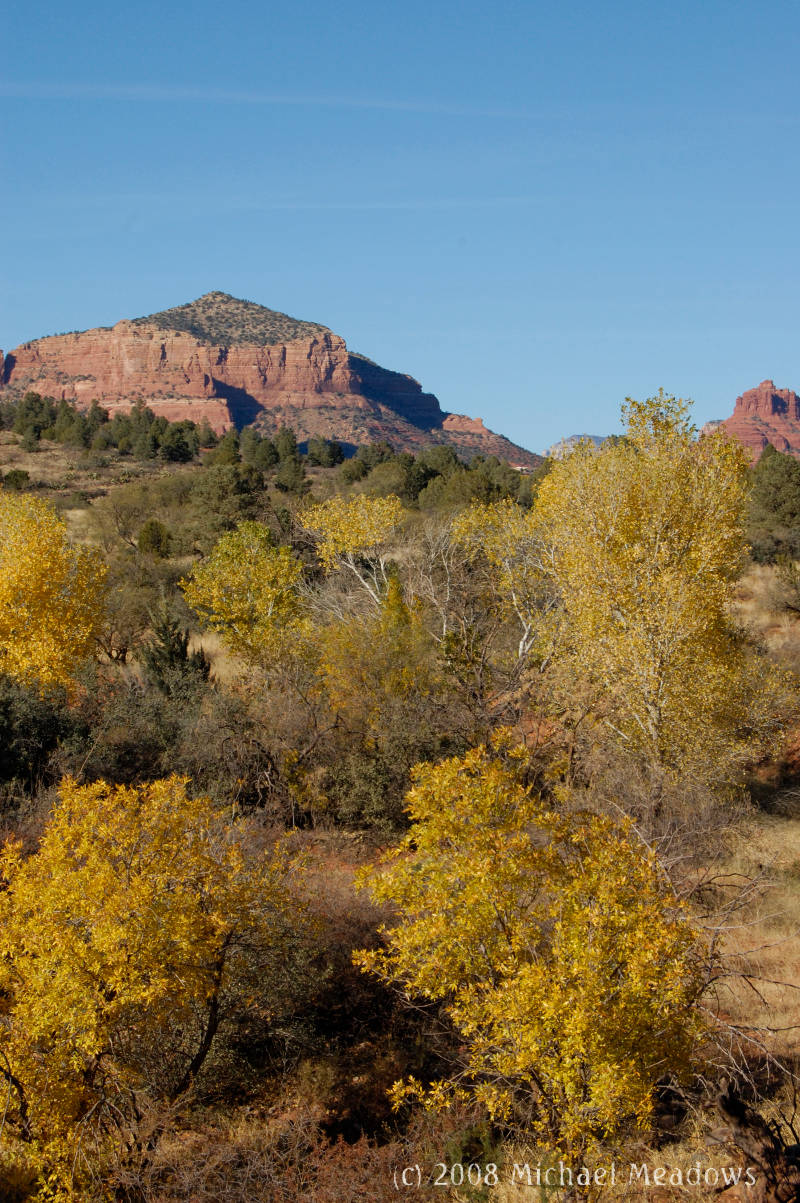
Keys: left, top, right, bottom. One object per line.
{"left": 0, "top": 293, "right": 541, "bottom": 466}
{"left": 722, "top": 380, "right": 800, "bottom": 461}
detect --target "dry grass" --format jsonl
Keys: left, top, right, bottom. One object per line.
{"left": 734, "top": 561, "right": 800, "bottom": 676}
{"left": 105, "top": 1112, "right": 767, "bottom": 1203}
{"left": 187, "top": 630, "right": 243, "bottom": 686}
{"left": 708, "top": 804, "right": 800, "bottom": 1063}
{"left": 715, "top": 564, "right": 800, "bottom": 1064}
{"left": 734, "top": 563, "right": 786, "bottom": 645}
{"left": 108, "top": 1105, "right": 407, "bottom": 1202}
{"left": 0, "top": 432, "right": 202, "bottom": 511}
{"left": 484, "top": 1134, "right": 758, "bottom": 1202}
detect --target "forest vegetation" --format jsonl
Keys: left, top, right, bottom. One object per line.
{"left": 1, "top": 390, "right": 800, "bottom": 1199}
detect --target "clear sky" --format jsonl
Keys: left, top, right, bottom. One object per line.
{"left": 2, "top": 0, "right": 799, "bottom": 453}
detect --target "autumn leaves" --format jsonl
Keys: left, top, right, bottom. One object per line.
{"left": 0, "top": 393, "right": 780, "bottom": 1189}
{"left": 0, "top": 492, "right": 107, "bottom": 689}
{"left": 355, "top": 738, "right": 706, "bottom": 1159}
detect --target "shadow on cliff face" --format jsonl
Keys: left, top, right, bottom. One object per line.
{"left": 212, "top": 367, "right": 444, "bottom": 437}
{"left": 349, "top": 356, "right": 443, "bottom": 432}
{"left": 211, "top": 380, "right": 263, "bottom": 428}
{"left": 298, "top": 440, "right": 358, "bottom": 457}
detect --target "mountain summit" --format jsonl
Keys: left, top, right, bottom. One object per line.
{"left": 0, "top": 292, "right": 539, "bottom": 465}
{"left": 131, "top": 291, "right": 330, "bottom": 346}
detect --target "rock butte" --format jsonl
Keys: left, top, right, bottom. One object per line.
{"left": 722, "top": 380, "right": 800, "bottom": 462}
{"left": 0, "top": 291, "right": 541, "bottom": 467}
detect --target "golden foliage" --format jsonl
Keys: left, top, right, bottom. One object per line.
{"left": 356, "top": 738, "right": 708, "bottom": 1157}
{"left": 451, "top": 498, "right": 553, "bottom": 660}
{"left": 181, "top": 521, "right": 305, "bottom": 662}
{"left": 0, "top": 775, "right": 307, "bottom": 1193}
{"left": 300, "top": 493, "right": 405, "bottom": 603}
{"left": 301, "top": 493, "right": 405, "bottom": 570}
{"left": 317, "top": 576, "right": 439, "bottom": 731}
{"left": 0, "top": 491, "right": 107, "bottom": 689}
{"left": 532, "top": 393, "right": 766, "bottom": 777}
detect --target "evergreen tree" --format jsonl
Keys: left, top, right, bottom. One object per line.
{"left": 275, "top": 426, "right": 298, "bottom": 462}
{"left": 238, "top": 426, "right": 261, "bottom": 464}
{"left": 140, "top": 603, "right": 210, "bottom": 695}
{"left": 195, "top": 418, "right": 219, "bottom": 448}
{"left": 748, "top": 443, "right": 800, "bottom": 560}
{"left": 253, "top": 437, "right": 279, "bottom": 469}
{"left": 209, "top": 430, "right": 241, "bottom": 465}
{"left": 274, "top": 454, "right": 308, "bottom": 494}
{"left": 159, "top": 424, "right": 195, "bottom": 463}
{"left": 138, "top": 518, "right": 172, "bottom": 558}
{"left": 306, "top": 436, "right": 344, "bottom": 467}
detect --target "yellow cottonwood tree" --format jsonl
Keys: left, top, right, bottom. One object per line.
{"left": 0, "top": 492, "right": 106, "bottom": 689}
{"left": 532, "top": 393, "right": 763, "bottom": 781}
{"left": 451, "top": 497, "right": 554, "bottom": 661}
{"left": 300, "top": 493, "right": 405, "bottom": 604}
{"left": 0, "top": 775, "right": 309, "bottom": 1193}
{"left": 356, "top": 738, "right": 707, "bottom": 1159}
{"left": 181, "top": 520, "right": 305, "bottom": 662}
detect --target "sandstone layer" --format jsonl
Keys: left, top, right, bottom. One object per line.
{"left": 722, "top": 380, "right": 800, "bottom": 461}
{"left": 0, "top": 292, "right": 540, "bottom": 467}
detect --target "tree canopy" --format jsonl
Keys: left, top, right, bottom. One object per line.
{"left": 356, "top": 737, "right": 707, "bottom": 1158}
{"left": 0, "top": 775, "right": 309, "bottom": 1186}
{"left": 181, "top": 521, "right": 306, "bottom": 662}
{"left": 300, "top": 493, "right": 405, "bottom": 604}
{"left": 532, "top": 392, "right": 760, "bottom": 783}
{"left": 0, "top": 492, "right": 107, "bottom": 689}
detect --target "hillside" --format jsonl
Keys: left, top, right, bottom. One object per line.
{"left": 0, "top": 292, "right": 541, "bottom": 467}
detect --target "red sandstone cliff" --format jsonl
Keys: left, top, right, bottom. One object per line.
{"left": 0, "top": 293, "right": 540, "bottom": 467}
{"left": 722, "top": 380, "right": 800, "bottom": 461}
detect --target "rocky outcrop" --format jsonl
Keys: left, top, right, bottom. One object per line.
{"left": 0, "top": 293, "right": 541, "bottom": 466}
{"left": 722, "top": 381, "right": 800, "bottom": 461}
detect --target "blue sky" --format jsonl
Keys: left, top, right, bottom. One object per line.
{"left": 2, "top": 0, "right": 799, "bottom": 453}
